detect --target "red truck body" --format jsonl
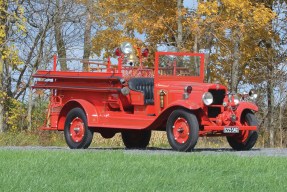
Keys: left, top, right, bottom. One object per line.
{"left": 33, "top": 48, "right": 258, "bottom": 151}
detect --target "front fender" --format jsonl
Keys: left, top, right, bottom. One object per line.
{"left": 236, "top": 102, "right": 258, "bottom": 117}
{"left": 167, "top": 100, "right": 201, "bottom": 111}
{"left": 58, "top": 99, "right": 99, "bottom": 130}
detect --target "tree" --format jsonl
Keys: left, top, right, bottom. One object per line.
{"left": 193, "top": 0, "right": 287, "bottom": 147}
{"left": 82, "top": 0, "right": 93, "bottom": 71}
{"left": 92, "top": 0, "right": 192, "bottom": 57}
{"left": 54, "top": 0, "right": 67, "bottom": 70}
{"left": 192, "top": 0, "right": 275, "bottom": 87}
{"left": 0, "top": 0, "right": 8, "bottom": 132}
{"left": 0, "top": 0, "right": 26, "bottom": 132}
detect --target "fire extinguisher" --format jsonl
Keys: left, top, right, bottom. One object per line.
{"left": 159, "top": 90, "right": 166, "bottom": 108}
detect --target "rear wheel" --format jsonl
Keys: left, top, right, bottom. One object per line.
{"left": 166, "top": 109, "right": 199, "bottom": 152}
{"left": 121, "top": 130, "right": 151, "bottom": 149}
{"left": 226, "top": 112, "right": 258, "bottom": 151}
{"left": 64, "top": 108, "right": 94, "bottom": 149}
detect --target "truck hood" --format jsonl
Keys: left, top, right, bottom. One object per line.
{"left": 156, "top": 81, "right": 227, "bottom": 92}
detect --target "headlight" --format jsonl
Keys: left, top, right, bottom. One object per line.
{"left": 233, "top": 94, "right": 240, "bottom": 105}
{"left": 120, "top": 42, "right": 133, "bottom": 54}
{"left": 249, "top": 89, "right": 258, "bottom": 100}
{"left": 202, "top": 92, "right": 213, "bottom": 105}
{"left": 228, "top": 94, "right": 240, "bottom": 105}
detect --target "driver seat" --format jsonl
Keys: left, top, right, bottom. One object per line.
{"left": 128, "top": 78, "right": 154, "bottom": 105}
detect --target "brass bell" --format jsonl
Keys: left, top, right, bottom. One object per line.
{"left": 126, "top": 52, "right": 138, "bottom": 64}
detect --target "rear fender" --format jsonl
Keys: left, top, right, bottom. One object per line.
{"left": 58, "top": 99, "right": 99, "bottom": 130}
{"left": 236, "top": 102, "right": 258, "bottom": 118}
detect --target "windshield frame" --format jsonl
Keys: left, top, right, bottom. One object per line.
{"left": 154, "top": 52, "right": 205, "bottom": 83}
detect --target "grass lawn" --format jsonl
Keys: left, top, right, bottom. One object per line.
{"left": 0, "top": 149, "right": 286, "bottom": 192}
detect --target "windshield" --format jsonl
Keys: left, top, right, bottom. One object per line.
{"left": 158, "top": 55, "right": 201, "bottom": 77}
{"left": 155, "top": 52, "right": 204, "bottom": 82}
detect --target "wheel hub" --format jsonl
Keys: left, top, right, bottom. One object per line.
{"left": 74, "top": 127, "right": 80, "bottom": 133}
{"left": 69, "top": 117, "right": 85, "bottom": 143}
{"left": 177, "top": 128, "right": 184, "bottom": 133}
{"left": 173, "top": 117, "right": 190, "bottom": 144}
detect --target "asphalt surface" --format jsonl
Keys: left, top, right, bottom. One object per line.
{"left": 0, "top": 146, "right": 287, "bottom": 157}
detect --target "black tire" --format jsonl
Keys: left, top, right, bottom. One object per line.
{"left": 166, "top": 109, "right": 199, "bottom": 152}
{"left": 227, "top": 112, "right": 258, "bottom": 151}
{"left": 121, "top": 130, "right": 151, "bottom": 149}
{"left": 64, "top": 108, "right": 94, "bottom": 149}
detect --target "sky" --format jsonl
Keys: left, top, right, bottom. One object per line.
{"left": 184, "top": 0, "right": 197, "bottom": 9}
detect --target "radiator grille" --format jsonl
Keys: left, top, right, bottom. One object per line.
{"left": 209, "top": 89, "right": 225, "bottom": 105}
{"left": 207, "top": 89, "right": 226, "bottom": 118}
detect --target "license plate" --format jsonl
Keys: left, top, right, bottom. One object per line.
{"left": 224, "top": 127, "right": 239, "bottom": 133}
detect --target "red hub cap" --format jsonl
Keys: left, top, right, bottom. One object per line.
{"left": 69, "top": 117, "right": 85, "bottom": 143}
{"left": 173, "top": 117, "right": 190, "bottom": 144}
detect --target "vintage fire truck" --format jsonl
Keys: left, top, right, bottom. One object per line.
{"left": 33, "top": 42, "right": 259, "bottom": 151}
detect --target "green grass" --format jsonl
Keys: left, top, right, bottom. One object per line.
{"left": 0, "top": 149, "right": 286, "bottom": 192}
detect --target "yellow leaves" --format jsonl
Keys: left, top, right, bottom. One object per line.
{"left": 195, "top": 0, "right": 276, "bottom": 40}
{"left": 198, "top": 1, "right": 218, "bottom": 16}
{"left": 92, "top": 0, "right": 181, "bottom": 57}
{"left": 199, "top": 0, "right": 276, "bottom": 31}
{"left": 0, "top": 91, "right": 24, "bottom": 132}
{"left": 244, "top": 68, "right": 249, "bottom": 75}
{"left": 0, "top": 25, "right": 5, "bottom": 34}
{"left": 6, "top": 97, "right": 25, "bottom": 132}
{"left": 252, "top": 5, "right": 276, "bottom": 27}
{"left": 0, "top": 91, "right": 7, "bottom": 104}
{"left": 92, "top": 29, "right": 140, "bottom": 57}
{"left": 0, "top": 0, "right": 25, "bottom": 68}
{"left": 193, "top": 0, "right": 278, "bottom": 86}
{"left": 1, "top": 46, "right": 23, "bottom": 66}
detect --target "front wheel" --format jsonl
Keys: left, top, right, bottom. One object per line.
{"left": 64, "top": 108, "right": 94, "bottom": 149}
{"left": 166, "top": 109, "right": 199, "bottom": 152}
{"left": 226, "top": 112, "right": 258, "bottom": 151}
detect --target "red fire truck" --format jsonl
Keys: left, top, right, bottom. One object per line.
{"left": 33, "top": 42, "right": 259, "bottom": 151}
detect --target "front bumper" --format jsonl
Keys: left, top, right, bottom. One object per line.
{"left": 203, "top": 126, "right": 257, "bottom": 131}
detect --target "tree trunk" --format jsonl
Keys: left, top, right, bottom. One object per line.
{"left": 193, "top": 35, "right": 200, "bottom": 76}
{"left": 26, "top": 25, "right": 47, "bottom": 131}
{"left": 0, "top": 56, "right": 4, "bottom": 133}
{"left": 231, "top": 31, "right": 240, "bottom": 93}
{"left": 205, "top": 52, "right": 211, "bottom": 83}
{"left": 267, "top": 64, "right": 274, "bottom": 147}
{"left": 205, "top": 34, "right": 213, "bottom": 83}
{"left": 27, "top": 85, "right": 33, "bottom": 131}
{"left": 0, "top": 0, "right": 8, "bottom": 132}
{"left": 279, "top": 99, "right": 283, "bottom": 148}
{"left": 54, "top": 0, "right": 67, "bottom": 71}
{"left": 176, "top": 0, "right": 183, "bottom": 50}
{"left": 83, "top": 0, "right": 93, "bottom": 71}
